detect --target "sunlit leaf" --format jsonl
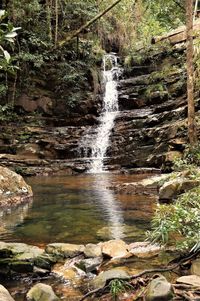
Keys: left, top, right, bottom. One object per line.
{"left": 3, "top": 50, "right": 10, "bottom": 63}
{"left": 0, "top": 10, "right": 5, "bottom": 19}
{"left": 5, "top": 31, "right": 17, "bottom": 38}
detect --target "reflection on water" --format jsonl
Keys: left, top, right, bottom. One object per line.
{"left": 0, "top": 201, "right": 32, "bottom": 240}
{"left": 0, "top": 174, "right": 156, "bottom": 245}
{"left": 90, "top": 174, "right": 124, "bottom": 240}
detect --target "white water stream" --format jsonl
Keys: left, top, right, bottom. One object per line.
{"left": 89, "top": 54, "right": 121, "bottom": 173}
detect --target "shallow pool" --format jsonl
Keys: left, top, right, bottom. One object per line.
{"left": 0, "top": 173, "right": 156, "bottom": 245}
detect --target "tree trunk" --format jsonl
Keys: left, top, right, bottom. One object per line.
{"left": 186, "top": 0, "right": 197, "bottom": 145}
{"left": 58, "top": 0, "right": 125, "bottom": 47}
{"left": 46, "top": 0, "right": 52, "bottom": 42}
{"left": 55, "top": 0, "right": 58, "bottom": 46}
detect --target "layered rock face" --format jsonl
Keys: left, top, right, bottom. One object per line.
{"left": 0, "top": 45, "right": 199, "bottom": 174}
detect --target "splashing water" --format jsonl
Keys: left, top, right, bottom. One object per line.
{"left": 89, "top": 54, "right": 121, "bottom": 173}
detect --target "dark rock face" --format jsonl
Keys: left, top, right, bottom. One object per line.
{"left": 0, "top": 45, "right": 199, "bottom": 174}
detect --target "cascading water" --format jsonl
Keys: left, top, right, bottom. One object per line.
{"left": 89, "top": 54, "right": 121, "bottom": 173}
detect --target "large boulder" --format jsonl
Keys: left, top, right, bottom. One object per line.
{"left": 27, "top": 283, "right": 59, "bottom": 301}
{"left": 145, "top": 275, "right": 174, "bottom": 301}
{"left": 0, "top": 166, "right": 33, "bottom": 208}
{"left": 0, "top": 285, "right": 15, "bottom": 301}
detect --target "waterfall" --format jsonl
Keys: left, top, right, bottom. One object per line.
{"left": 89, "top": 54, "right": 121, "bottom": 173}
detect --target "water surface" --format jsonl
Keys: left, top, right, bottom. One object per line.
{"left": 0, "top": 173, "right": 156, "bottom": 245}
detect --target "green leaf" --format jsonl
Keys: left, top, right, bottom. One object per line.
{"left": 5, "top": 31, "right": 18, "bottom": 38}
{"left": 0, "top": 10, "right": 6, "bottom": 19}
{"left": 3, "top": 50, "right": 10, "bottom": 63}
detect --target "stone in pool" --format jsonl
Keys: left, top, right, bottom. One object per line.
{"left": 27, "top": 283, "right": 59, "bottom": 301}
{"left": 45, "top": 243, "right": 85, "bottom": 259}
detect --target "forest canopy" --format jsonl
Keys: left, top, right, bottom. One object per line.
{"left": 0, "top": 0, "right": 188, "bottom": 112}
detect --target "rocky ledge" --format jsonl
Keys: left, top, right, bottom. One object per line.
{"left": 0, "top": 166, "right": 33, "bottom": 209}
{"left": 1, "top": 240, "right": 200, "bottom": 300}
{"left": 112, "top": 170, "right": 200, "bottom": 201}
{"left": 0, "top": 240, "right": 163, "bottom": 300}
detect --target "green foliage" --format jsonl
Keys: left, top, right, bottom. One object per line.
{"left": 109, "top": 279, "right": 132, "bottom": 301}
{"left": 147, "top": 187, "right": 200, "bottom": 250}
{"left": 55, "top": 60, "right": 90, "bottom": 108}
{"left": 149, "top": 146, "right": 200, "bottom": 251}
{"left": 0, "top": 104, "right": 18, "bottom": 121}
{"left": 173, "top": 145, "right": 200, "bottom": 171}
{"left": 0, "top": 0, "right": 188, "bottom": 114}
{"left": 135, "top": 0, "right": 184, "bottom": 47}
{"left": 145, "top": 83, "right": 165, "bottom": 98}
{"left": 0, "top": 9, "right": 20, "bottom": 102}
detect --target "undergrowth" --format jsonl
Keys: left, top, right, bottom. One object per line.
{"left": 147, "top": 145, "right": 200, "bottom": 251}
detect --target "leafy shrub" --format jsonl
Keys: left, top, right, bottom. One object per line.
{"left": 0, "top": 104, "right": 18, "bottom": 122}
{"left": 173, "top": 145, "right": 200, "bottom": 172}
{"left": 147, "top": 187, "right": 200, "bottom": 250}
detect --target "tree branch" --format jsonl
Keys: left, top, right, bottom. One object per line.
{"left": 58, "top": 0, "right": 127, "bottom": 47}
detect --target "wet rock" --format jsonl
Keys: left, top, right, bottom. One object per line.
{"left": 84, "top": 243, "right": 102, "bottom": 258}
{"left": 33, "top": 266, "right": 49, "bottom": 276}
{"left": 113, "top": 174, "right": 169, "bottom": 195}
{"left": 9, "top": 261, "right": 33, "bottom": 273}
{"left": 159, "top": 178, "right": 200, "bottom": 200}
{"left": 129, "top": 242, "right": 161, "bottom": 258}
{"left": 91, "top": 268, "right": 130, "bottom": 289}
{"left": 27, "top": 283, "right": 59, "bottom": 301}
{"left": 0, "top": 242, "right": 45, "bottom": 276}
{"left": 176, "top": 275, "right": 200, "bottom": 286}
{"left": 145, "top": 275, "right": 174, "bottom": 301}
{"left": 0, "top": 242, "right": 44, "bottom": 259}
{"left": 45, "top": 243, "right": 85, "bottom": 259}
{"left": 0, "top": 166, "right": 33, "bottom": 208}
{"left": 101, "top": 240, "right": 129, "bottom": 258}
{"left": 76, "top": 257, "right": 102, "bottom": 273}
{"left": 34, "top": 254, "right": 55, "bottom": 270}
{"left": 0, "top": 285, "right": 15, "bottom": 301}
{"left": 191, "top": 258, "right": 200, "bottom": 276}
{"left": 52, "top": 262, "right": 85, "bottom": 284}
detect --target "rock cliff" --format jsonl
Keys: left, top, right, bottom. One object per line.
{"left": 0, "top": 44, "right": 199, "bottom": 175}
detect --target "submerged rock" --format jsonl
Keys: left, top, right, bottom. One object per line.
{"left": 145, "top": 275, "right": 174, "bottom": 301}
{"left": 0, "top": 285, "right": 15, "bottom": 301}
{"left": 27, "top": 283, "right": 59, "bottom": 301}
